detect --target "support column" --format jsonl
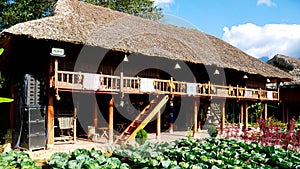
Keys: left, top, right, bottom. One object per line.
{"left": 243, "top": 102, "right": 248, "bottom": 130}
{"left": 73, "top": 106, "right": 77, "bottom": 143}
{"left": 47, "top": 97, "right": 54, "bottom": 149}
{"left": 46, "top": 58, "right": 56, "bottom": 149}
{"left": 193, "top": 101, "right": 198, "bottom": 137}
{"left": 286, "top": 105, "right": 289, "bottom": 122}
{"left": 282, "top": 103, "right": 285, "bottom": 123}
{"left": 221, "top": 102, "right": 225, "bottom": 133}
{"left": 264, "top": 103, "right": 268, "bottom": 120}
{"left": 108, "top": 98, "right": 114, "bottom": 144}
{"left": 239, "top": 102, "right": 244, "bottom": 127}
{"left": 156, "top": 110, "right": 161, "bottom": 142}
{"left": 169, "top": 100, "right": 174, "bottom": 134}
{"left": 9, "top": 85, "right": 14, "bottom": 129}
{"left": 93, "top": 101, "right": 98, "bottom": 129}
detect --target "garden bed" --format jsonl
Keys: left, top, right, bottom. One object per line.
{"left": 1, "top": 137, "right": 300, "bottom": 168}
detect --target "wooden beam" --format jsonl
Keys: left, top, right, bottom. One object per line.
{"left": 54, "top": 59, "right": 58, "bottom": 88}
{"left": 264, "top": 103, "right": 268, "bottom": 120}
{"left": 221, "top": 102, "right": 225, "bottom": 133}
{"left": 73, "top": 106, "right": 77, "bottom": 143}
{"left": 108, "top": 97, "right": 114, "bottom": 144}
{"left": 286, "top": 105, "right": 289, "bottom": 122}
{"left": 156, "top": 110, "right": 161, "bottom": 142}
{"left": 9, "top": 85, "right": 14, "bottom": 129}
{"left": 46, "top": 58, "right": 56, "bottom": 149}
{"left": 94, "top": 100, "right": 98, "bottom": 129}
{"left": 193, "top": 100, "right": 198, "bottom": 136}
{"left": 240, "top": 102, "right": 244, "bottom": 128}
{"left": 243, "top": 102, "right": 248, "bottom": 130}
{"left": 282, "top": 103, "right": 285, "bottom": 123}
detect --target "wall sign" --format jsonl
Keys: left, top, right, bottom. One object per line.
{"left": 50, "top": 48, "right": 65, "bottom": 57}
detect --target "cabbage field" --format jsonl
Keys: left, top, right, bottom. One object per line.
{"left": 1, "top": 137, "right": 300, "bottom": 168}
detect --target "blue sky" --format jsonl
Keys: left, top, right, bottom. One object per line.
{"left": 154, "top": 0, "right": 300, "bottom": 59}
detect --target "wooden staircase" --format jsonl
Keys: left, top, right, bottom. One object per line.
{"left": 211, "top": 103, "right": 222, "bottom": 123}
{"left": 113, "top": 95, "right": 169, "bottom": 146}
{"left": 202, "top": 103, "right": 222, "bottom": 130}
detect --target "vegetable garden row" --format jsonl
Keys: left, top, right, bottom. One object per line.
{"left": 1, "top": 137, "right": 300, "bottom": 169}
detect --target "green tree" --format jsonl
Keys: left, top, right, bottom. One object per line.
{"left": 0, "top": 0, "right": 57, "bottom": 30}
{"left": 248, "top": 102, "right": 264, "bottom": 120}
{"left": 83, "top": 0, "right": 163, "bottom": 21}
{"left": 0, "top": 0, "right": 163, "bottom": 30}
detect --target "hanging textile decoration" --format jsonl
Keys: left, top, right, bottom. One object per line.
{"left": 186, "top": 83, "right": 197, "bottom": 96}
{"left": 140, "top": 78, "right": 155, "bottom": 93}
{"left": 82, "top": 73, "right": 100, "bottom": 90}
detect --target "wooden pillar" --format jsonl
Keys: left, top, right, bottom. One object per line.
{"left": 221, "top": 102, "right": 225, "bottom": 133}
{"left": 46, "top": 58, "right": 56, "bottom": 149}
{"left": 108, "top": 98, "right": 114, "bottom": 144}
{"left": 9, "top": 85, "right": 14, "bottom": 129}
{"left": 264, "top": 103, "right": 268, "bottom": 120}
{"left": 282, "top": 103, "right": 285, "bottom": 123}
{"left": 193, "top": 101, "right": 198, "bottom": 136}
{"left": 239, "top": 102, "right": 244, "bottom": 128}
{"left": 156, "top": 110, "right": 161, "bottom": 142}
{"left": 93, "top": 100, "right": 98, "bottom": 129}
{"left": 73, "top": 106, "right": 77, "bottom": 143}
{"left": 47, "top": 97, "right": 54, "bottom": 149}
{"left": 243, "top": 102, "right": 248, "bottom": 130}
{"left": 286, "top": 105, "right": 289, "bottom": 122}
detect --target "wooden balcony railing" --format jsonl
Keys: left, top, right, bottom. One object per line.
{"left": 54, "top": 70, "right": 279, "bottom": 101}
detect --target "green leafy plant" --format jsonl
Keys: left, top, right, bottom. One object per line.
{"left": 113, "top": 137, "right": 300, "bottom": 168}
{"left": 186, "top": 126, "right": 193, "bottom": 138}
{"left": 47, "top": 148, "right": 130, "bottom": 169}
{"left": 135, "top": 129, "right": 148, "bottom": 145}
{"left": 248, "top": 102, "right": 264, "bottom": 120}
{"left": 0, "top": 151, "right": 41, "bottom": 168}
{"left": 208, "top": 125, "right": 217, "bottom": 137}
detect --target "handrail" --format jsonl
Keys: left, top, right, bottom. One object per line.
{"left": 55, "top": 70, "right": 279, "bottom": 101}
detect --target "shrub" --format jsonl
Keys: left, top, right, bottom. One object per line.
{"left": 135, "top": 129, "right": 148, "bottom": 145}
{"left": 208, "top": 125, "right": 217, "bottom": 137}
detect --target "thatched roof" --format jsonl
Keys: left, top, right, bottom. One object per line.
{"left": 267, "top": 54, "right": 300, "bottom": 85}
{"left": 0, "top": 0, "right": 292, "bottom": 80}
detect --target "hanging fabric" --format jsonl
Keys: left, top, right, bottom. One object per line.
{"left": 140, "top": 78, "right": 155, "bottom": 92}
{"left": 82, "top": 73, "right": 100, "bottom": 90}
{"left": 186, "top": 83, "right": 197, "bottom": 96}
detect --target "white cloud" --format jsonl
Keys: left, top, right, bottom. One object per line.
{"left": 154, "top": 0, "right": 174, "bottom": 5}
{"left": 154, "top": 0, "right": 174, "bottom": 10}
{"left": 257, "top": 0, "right": 276, "bottom": 7}
{"left": 222, "top": 23, "right": 300, "bottom": 59}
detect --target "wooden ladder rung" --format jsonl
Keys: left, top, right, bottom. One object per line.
{"left": 124, "top": 131, "right": 132, "bottom": 135}
{"left": 135, "top": 119, "right": 143, "bottom": 123}
{"left": 130, "top": 124, "right": 137, "bottom": 128}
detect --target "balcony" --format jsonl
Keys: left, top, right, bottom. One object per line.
{"left": 54, "top": 70, "right": 279, "bottom": 101}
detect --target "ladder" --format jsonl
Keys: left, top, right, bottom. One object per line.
{"left": 211, "top": 103, "right": 221, "bottom": 123}
{"left": 113, "top": 95, "right": 169, "bottom": 146}
{"left": 202, "top": 103, "right": 222, "bottom": 130}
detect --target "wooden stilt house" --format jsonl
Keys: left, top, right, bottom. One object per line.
{"left": 0, "top": 0, "right": 292, "bottom": 149}
{"left": 267, "top": 54, "right": 300, "bottom": 122}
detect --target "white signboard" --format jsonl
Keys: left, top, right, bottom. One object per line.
{"left": 50, "top": 48, "right": 65, "bottom": 57}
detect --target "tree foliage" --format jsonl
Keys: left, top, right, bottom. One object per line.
{"left": 0, "top": 0, "right": 57, "bottom": 30}
{"left": 0, "top": 0, "right": 163, "bottom": 30}
{"left": 248, "top": 102, "right": 264, "bottom": 119}
{"left": 83, "top": 0, "right": 163, "bottom": 21}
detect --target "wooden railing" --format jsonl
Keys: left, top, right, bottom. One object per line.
{"left": 54, "top": 70, "right": 279, "bottom": 101}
